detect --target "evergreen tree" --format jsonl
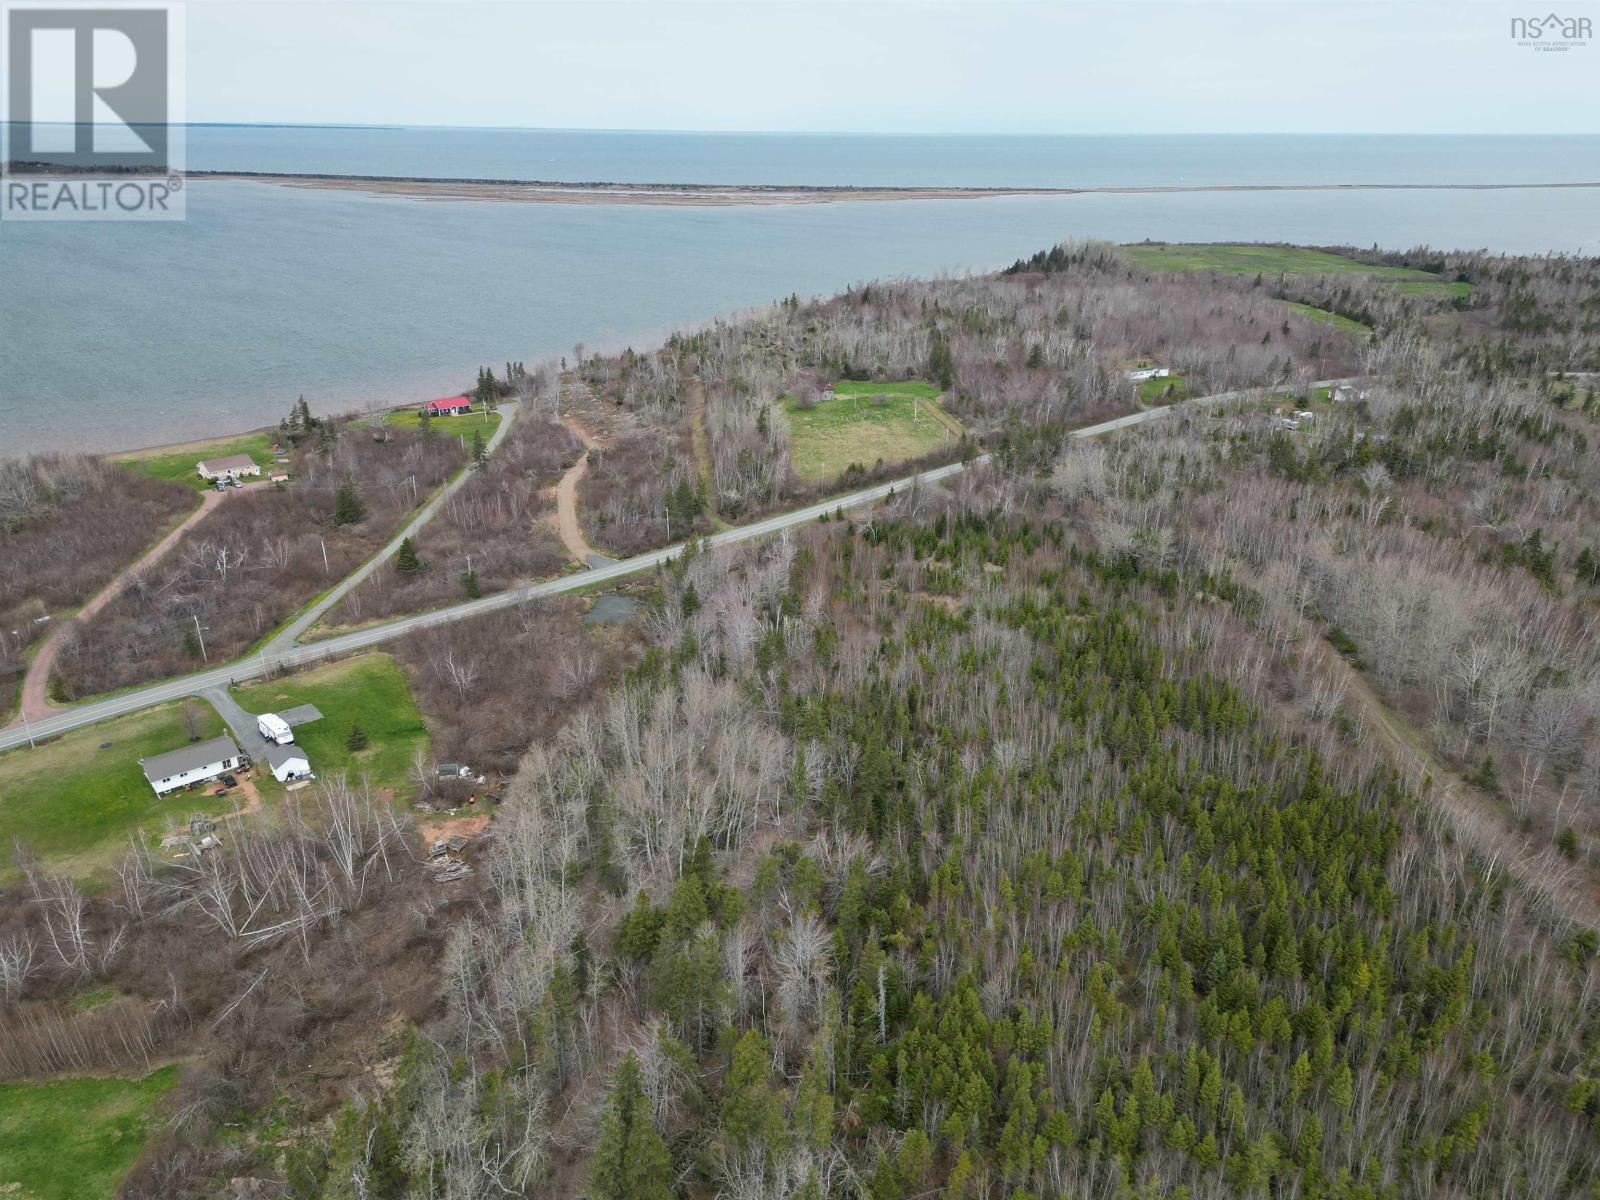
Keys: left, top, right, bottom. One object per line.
{"left": 334, "top": 478, "right": 365, "bottom": 526}
{"left": 471, "top": 428, "right": 488, "bottom": 470}
{"left": 461, "top": 568, "right": 482, "bottom": 598}
{"left": 587, "top": 1054, "right": 675, "bottom": 1200}
{"left": 720, "top": 1030, "right": 788, "bottom": 1161}
{"left": 928, "top": 329, "right": 955, "bottom": 391}
{"left": 417, "top": 409, "right": 436, "bottom": 441}
{"left": 345, "top": 722, "right": 369, "bottom": 751}
{"left": 396, "top": 537, "right": 423, "bottom": 574}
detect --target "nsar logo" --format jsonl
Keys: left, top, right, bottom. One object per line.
{"left": 1510, "top": 11, "right": 1593, "bottom": 50}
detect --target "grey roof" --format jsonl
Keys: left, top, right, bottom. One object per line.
{"left": 198, "top": 454, "right": 258, "bottom": 472}
{"left": 140, "top": 735, "right": 241, "bottom": 783}
{"left": 266, "top": 745, "right": 310, "bottom": 769}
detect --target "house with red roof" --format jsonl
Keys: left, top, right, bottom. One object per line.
{"left": 421, "top": 396, "right": 473, "bottom": 417}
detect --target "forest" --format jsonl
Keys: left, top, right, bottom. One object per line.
{"left": 1, "top": 241, "right": 1598, "bottom": 1200}
{"left": 327, "top": 380, "right": 577, "bottom": 627}
{"left": 0, "top": 454, "right": 194, "bottom": 712}
{"left": 51, "top": 416, "right": 465, "bottom": 697}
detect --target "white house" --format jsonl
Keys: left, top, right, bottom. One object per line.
{"left": 196, "top": 454, "right": 262, "bottom": 482}
{"left": 140, "top": 736, "right": 245, "bottom": 796}
{"left": 256, "top": 713, "right": 294, "bottom": 745}
{"left": 1124, "top": 366, "right": 1171, "bottom": 383}
{"left": 266, "top": 745, "right": 313, "bottom": 784}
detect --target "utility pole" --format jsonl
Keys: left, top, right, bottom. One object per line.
{"left": 19, "top": 708, "right": 35, "bottom": 750}
{"left": 193, "top": 614, "right": 208, "bottom": 663}
{"left": 320, "top": 537, "right": 329, "bottom": 573}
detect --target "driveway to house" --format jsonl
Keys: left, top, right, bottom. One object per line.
{"left": 554, "top": 410, "right": 605, "bottom": 567}
{"left": 203, "top": 686, "right": 275, "bottom": 762}
{"left": 0, "top": 380, "right": 1354, "bottom": 754}
{"left": 260, "top": 402, "right": 519, "bottom": 654}
{"left": 9, "top": 487, "right": 234, "bottom": 729}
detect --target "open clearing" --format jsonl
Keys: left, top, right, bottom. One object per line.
{"left": 0, "top": 1066, "right": 179, "bottom": 1200}
{"left": 115, "top": 431, "right": 278, "bottom": 490}
{"left": 1283, "top": 300, "right": 1374, "bottom": 335}
{"left": 233, "top": 653, "right": 428, "bottom": 798}
{"left": 1123, "top": 243, "right": 1470, "bottom": 299}
{"left": 0, "top": 700, "right": 224, "bottom": 881}
{"left": 364, "top": 408, "right": 502, "bottom": 435}
{"left": 1139, "top": 372, "right": 1189, "bottom": 405}
{"left": 783, "top": 381, "right": 961, "bottom": 483}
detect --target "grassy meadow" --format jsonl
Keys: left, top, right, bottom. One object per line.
{"left": 233, "top": 653, "right": 428, "bottom": 798}
{"left": 0, "top": 700, "right": 224, "bottom": 881}
{"left": 1123, "top": 242, "right": 1470, "bottom": 300}
{"left": 115, "top": 431, "right": 279, "bottom": 490}
{"left": 782, "top": 380, "right": 961, "bottom": 483}
{"left": 0, "top": 1066, "right": 179, "bottom": 1200}
{"left": 1283, "top": 300, "right": 1374, "bottom": 335}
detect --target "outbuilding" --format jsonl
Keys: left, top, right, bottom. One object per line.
{"left": 421, "top": 396, "right": 473, "bottom": 417}
{"left": 266, "top": 745, "right": 314, "bottom": 784}
{"left": 196, "top": 454, "right": 262, "bottom": 482}
{"left": 140, "top": 736, "right": 246, "bottom": 796}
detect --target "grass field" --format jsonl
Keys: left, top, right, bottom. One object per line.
{"left": 364, "top": 408, "right": 501, "bottom": 435}
{"left": 1139, "top": 372, "right": 1188, "bottom": 405}
{"left": 0, "top": 701, "right": 225, "bottom": 880}
{"left": 782, "top": 381, "right": 961, "bottom": 483}
{"left": 115, "top": 432, "right": 278, "bottom": 491}
{"left": 1122, "top": 243, "right": 1468, "bottom": 299}
{"left": 234, "top": 653, "right": 428, "bottom": 797}
{"left": 1283, "top": 301, "right": 1374, "bottom": 336}
{"left": 0, "top": 1066, "right": 179, "bottom": 1200}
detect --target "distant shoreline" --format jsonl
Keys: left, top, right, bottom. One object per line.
{"left": 11, "top": 164, "right": 1599, "bottom": 206}
{"left": 196, "top": 173, "right": 1600, "bottom": 206}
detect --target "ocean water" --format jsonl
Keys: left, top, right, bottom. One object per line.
{"left": 180, "top": 127, "right": 1600, "bottom": 189}
{"left": 3, "top": 130, "right": 1599, "bottom": 456}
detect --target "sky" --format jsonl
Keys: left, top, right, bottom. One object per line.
{"left": 178, "top": 0, "right": 1600, "bottom": 134}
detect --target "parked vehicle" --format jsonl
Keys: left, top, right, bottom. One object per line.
{"left": 256, "top": 714, "right": 294, "bottom": 745}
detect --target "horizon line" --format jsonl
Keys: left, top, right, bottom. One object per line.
{"left": 9, "top": 121, "right": 1600, "bottom": 138}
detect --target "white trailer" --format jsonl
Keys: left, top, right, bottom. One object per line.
{"left": 257, "top": 713, "right": 295, "bottom": 745}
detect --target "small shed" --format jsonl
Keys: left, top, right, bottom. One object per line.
{"left": 196, "top": 454, "right": 262, "bottom": 482}
{"left": 266, "top": 745, "right": 313, "bottom": 784}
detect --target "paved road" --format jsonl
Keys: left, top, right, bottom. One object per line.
{"left": 260, "top": 402, "right": 519, "bottom": 654}
{"left": 0, "top": 381, "right": 1350, "bottom": 753}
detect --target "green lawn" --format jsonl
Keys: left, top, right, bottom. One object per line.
{"left": 0, "top": 700, "right": 225, "bottom": 880}
{"left": 1283, "top": 301, "right": 1373, "bottom": 336}
{"left": 1139, "top": 372, "right": 1188, "bottom": 405}
{"left": 0, "top": 1066, "right": 179, "bottom": 1200}
{"left": 365, "top": 408, "right": 501, "bottom": 434}
{"left": 1122, "top": 243, "right": 1468, "bottom": 300}
{"left": 233, "top": 653, "right": 428, "bottom": 797}
{"left": 115, "top": 432, "right": 278, "bottom": 491}
{"left": 782, "top": 381, "right": 961, "bottom": 483}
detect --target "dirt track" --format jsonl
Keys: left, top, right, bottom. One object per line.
{"left": 11, "top": 488, "right": 231, "bottom": 728}
{"left": 553, "top": 399, "right": 604, "bottom": 566}
{"left": 1333, "top": 653, "right": 1600, "bottom": 931}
